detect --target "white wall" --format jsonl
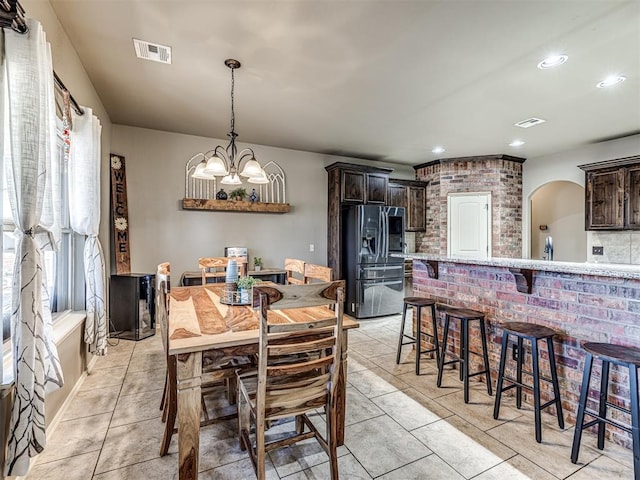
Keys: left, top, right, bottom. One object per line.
{"left": 522, "top": 134, "right": 640, "bottom": 258}
{"left": 530, "top": 181, "right": 586, "bottom": 262}
{"left": 110, "top": 125, "right": 414, "bottom": 279}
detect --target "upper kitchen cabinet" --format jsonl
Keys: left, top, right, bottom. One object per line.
{"left": 337, "top": 166, "right": 390, "bottom": 205}
{"left": 387, "top": 179, "right": 427, "bottom": 231}
{"left": 580, "top": 155, "right": 640, "bottom": 230}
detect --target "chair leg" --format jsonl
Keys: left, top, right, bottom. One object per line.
{"left": 256, "top": 413, "right": 266, "bottom": 480}
{"left": 628, "top": 365, "right": 640, "bottom": 479}
{"left": 571, "top": 353, "right": 594, "bottom": 464}
{"left": 227, "top": 377, "right": 238, "bottom": 405}
{"left": 531, "top": 339, "right": 542, "bottom": 443}
{"left": 462, "top": 320, "right": 470, "bottom": 403}
{"left": 327, "top": 403, "right": 339, "bottom": 480}
{"left": 493, "top": 331, "right": 509, "bottom": 419}
{"left": 161, "top": 378, "right": 169, "bottom": 423}
{"left": 516, "top": 336, "right": 524, "bottom": 409}
{"left": 160, "top": 374, "right": 167, "bottom": 412}
{"left": 397, "top": 302, "right": 409, "bottom": 364}
{"left": 160, "top": 380, "right": 176, "bottom": 456}
{"left": 459, "top": 319, "right": 465, "bottom": 382}
{"left": 238, "top": 385, "right": 250, "bottom": 452}
{"left": 431, "top": 304, "right": 441, "bottom": 371}
{"left": 437, "top": 315, "right": 451, "bottom": 388}
{"left": 546, "top": 337, "right": 564, "bottom": 429}
{"left": 479, "top": 319, "right": 492, "bottom": 395}
{"left": 296, "top": 415, "right": 304, "bottom": 435}
{"left": 597, "top": 360, "right": 610, "bottom": 450}
{"left": 416, "top": 306, "right": 422, "bottom": 375}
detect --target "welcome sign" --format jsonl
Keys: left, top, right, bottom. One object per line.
{"left": 110, "top": 154, "right": 131, "bottom": 274}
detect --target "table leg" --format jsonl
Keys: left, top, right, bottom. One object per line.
{"left": 176, "top": 352, "right": 202, "bottom": 480}
{"left": 336, "top": 332, "right": 348, "bottom": 446}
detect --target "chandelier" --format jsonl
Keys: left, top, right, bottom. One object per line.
{"left": 192, "top": 59, "right": 268, "bottom": 185}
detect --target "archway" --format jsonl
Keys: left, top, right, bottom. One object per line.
{"left": 530, "top": 181, "right": 586, "bottom": 262}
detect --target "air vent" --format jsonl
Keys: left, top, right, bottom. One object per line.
{"left": 133, "top": 38, "right": 172, "bottom": 64}
{"left": 514, "top": 117, "right": 546, "bottom": 129}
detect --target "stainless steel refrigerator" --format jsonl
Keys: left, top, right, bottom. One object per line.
{"left": 343, "top": 205, "right": 405, "bottom": 318}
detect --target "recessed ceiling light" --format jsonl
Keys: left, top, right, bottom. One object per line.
{"left": 432, "top": 146, "right": 445, "bottom": 154}
{"left": 596, "top": 75, "right": 626, "bottom": 88}
{"left": 537, "top": 54, "right": 568, "bottom": 69}
{"left": 509, "top": 140, "right": 525, "bottom": 147}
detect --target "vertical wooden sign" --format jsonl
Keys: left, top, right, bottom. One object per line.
{"left": 110, "top": 154, "right": 131, "bottom": 274}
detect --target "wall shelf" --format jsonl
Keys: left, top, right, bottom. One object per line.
{"left": 182, "top": 198, "right": 290, "bottom": 213}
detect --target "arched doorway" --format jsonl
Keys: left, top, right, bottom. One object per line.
{"left": 530, "top": 181, "right": 586, "bottom": 262}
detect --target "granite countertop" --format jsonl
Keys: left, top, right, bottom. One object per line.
{"left": 393, "top": 253, "right": 640, "bottom": 280}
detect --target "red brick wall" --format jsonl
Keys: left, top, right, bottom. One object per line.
{"left": 414, "top": 156, "right": 523, "bottom": 258}
{"left": 413, "top": 259, "right": 640, "bottom": 449}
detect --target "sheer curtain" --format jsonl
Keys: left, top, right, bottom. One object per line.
{"left": 69, "top": 107, "right": 107, "bottom": 355}
{"left": 1, "top": 19, "right": 64, "bottom": 476}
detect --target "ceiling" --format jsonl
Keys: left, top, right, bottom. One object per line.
{"left": 48, "top": 0, "right": 640, "bottom": 166}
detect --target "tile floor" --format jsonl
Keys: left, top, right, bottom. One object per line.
{"left": 27, "top": 314, "right": 635, "bottom": 479}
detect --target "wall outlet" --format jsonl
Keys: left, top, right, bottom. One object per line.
{"left": 512, "top": 344, "right": 519, "bottom": 361}
{"left": 592, "top": 246, "right": 604, "bottom": 255}
{"left": 309, "top": 244, "right": 314, "bottom": 252}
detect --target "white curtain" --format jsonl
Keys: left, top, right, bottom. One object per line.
{"left": 69, "top": 108, "right": 107, "bottom": 355}
{"left": 1, "top": 19, "right": 64, "bottom": 476}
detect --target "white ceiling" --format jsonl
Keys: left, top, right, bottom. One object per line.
{"left": 48, "top": 0, "right": 640, "bottom": 166}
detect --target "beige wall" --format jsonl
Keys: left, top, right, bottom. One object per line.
{"left": 530, "top": 181, "right": 586, "bottom": 262}
{"left": 110, "top": 125, "right": 414, "bottom": 278}
{"left": 522, "top": 134, "right": 640, "bottom": 258}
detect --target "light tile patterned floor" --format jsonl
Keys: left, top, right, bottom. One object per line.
{"left": 27, "top": 314, "right": 635, "bottom": 479}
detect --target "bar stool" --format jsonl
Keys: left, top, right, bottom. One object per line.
{"left": 437, "top": 306, "right": 492, "bottom": 403}
{"left": 396, "top": 297, "right": 439, "bottom": 375}
{"left": 571, "top": 342, "right": 640, "bottom": 478}
{"left": 493, "top": 322, "right": 564, "bottom": 443}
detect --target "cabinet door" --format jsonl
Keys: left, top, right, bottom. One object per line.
{"left": 626, "top": 165, "right": 640, "bottom": 229}
{"left": 586, "top": 169, "right": 624, "bottom": 229}
{"left": 341, "top": 170, "right": 365, "bottom": 204}
{"left": 367, "top": 173, "right": 388, "bottom": 204}
{"left": 407, "top": 186, "right": 426, "bottom": 231}
{"left": 387, "top": 183, "right": 407, "bottom": 208}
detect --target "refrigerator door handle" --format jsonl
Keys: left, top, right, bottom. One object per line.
{"left": 363, "top": 279, "right": 404, "bottom": 287}
{"left": 384, "top": 209, "right": 390, "bottom": 258}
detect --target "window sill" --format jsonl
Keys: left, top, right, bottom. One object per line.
{"left": 2, "top": 310, "right": 86, "bottom": 385}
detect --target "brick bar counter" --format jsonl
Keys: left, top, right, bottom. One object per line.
{"left": 397, "top": 254, "right": 640, "bottom": 448}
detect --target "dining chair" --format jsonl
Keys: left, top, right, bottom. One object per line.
{"left": 237, "top": 282, "right": 344, "bottom": 480}
{"left": 284, "top": 258, "right": 305, "bottom": 285}
{"left": 157, "top": 262, "right": 253, "bottom": 456}
{"left": 199, "top": 256, "right": 248, "bottom": 285}
{"left": 303, "top": 263, "right": 333, "bottom": 284}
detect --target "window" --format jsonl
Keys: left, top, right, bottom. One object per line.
{"left": 2, "top": 119, "right": 85, "bottom": 343}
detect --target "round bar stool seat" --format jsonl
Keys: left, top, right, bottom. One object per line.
{"left": 436, "top": 305, "right": 492, "bottom": 403}
{"left": 493, "top": 322, "right": 564, "bottom": 443}
{"left": 571, "top": 342, "right": 640, "bottom": 478}
{"left": 396, "top": 297, "right": 439, "bottom": 375}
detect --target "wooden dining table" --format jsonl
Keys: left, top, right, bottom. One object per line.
{"left": 168, "top": 283, "right": 359, "bottom": 480}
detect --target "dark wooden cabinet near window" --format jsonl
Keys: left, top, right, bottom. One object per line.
{"left": 387, "top": 179, "right": 427, "bottom": 231}
{"left": 580, "top": 155, "right": 640, "bottom": 230}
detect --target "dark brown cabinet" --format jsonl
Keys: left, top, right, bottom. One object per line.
{"left": 387, "top": 179, "right": 427, "bottom": 231}
{"left": 366, "top": 173, "right": 388, "bottom": 204}
{"left": 340, "top": 170, "right": 388, "bottom": 204}
{"left": 580, "top": 155, "right": 640, "bottom": 230}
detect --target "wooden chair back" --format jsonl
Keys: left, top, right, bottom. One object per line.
{"left": 284, "top": 258, "right": 305, "bottom": 285}
{"left": 156, "top": 262, "right": 171, "bottom": 354}
{"left": 198, "top": 256, "right": 247, "bottom": 285}
{"left": 303, "top": 263, "right": 333, "bottom": 284}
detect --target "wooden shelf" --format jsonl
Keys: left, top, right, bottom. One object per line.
{"left": 182, "top": 198, "right": 290, "bottom": 213}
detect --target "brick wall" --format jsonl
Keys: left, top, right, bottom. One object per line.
{"left": 414, "top": 155, "right": 523, "bottom": 258}
{"left": 413, "top": 259, "right": 640, "bottom": 449}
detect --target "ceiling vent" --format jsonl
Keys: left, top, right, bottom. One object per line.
{"left": 133, "top": 38, "right": 172, "bottom": 65}
{"left": 514, "top": 117, "right": 546, "bottom": 128}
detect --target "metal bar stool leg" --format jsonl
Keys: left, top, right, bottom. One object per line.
{"left": 479, "top": 318, "right": 492, "bottom": 395}
{"left": 430, "top": 304, "right": 441, "bottom": 371}
{"left": 571, "top": 352, "right": 594, "bottom": 464}
{"left": 531, "top": 338, "right": 542, "bottom": 443}
{"left": 597, "top": 360, "right": 610, "bottom": 450}
{"left": 546, "top": 337, "right": 564, "bottom": 429}
{"left": 459, "top": 320, "right": 466, "bottom": 382}
{"left": 629, "top": 364, "right": 640, "bottom": 480}
{"left": 415, "top": 305, "right": 422, "bottom": 376}
{"left": 516, "top": 336, "right": 524, "bottom": 409}
{"left": 396, "top": 301, "right": 409, "bottom": 364}
{"left": 462, "top": 319, "right": 470, "bottom": 403}
{"left": 437, "top": 314, "right": 451, "bottom": 388}
{"left": 493, "top": 331, "right": 510, "bottom": 419}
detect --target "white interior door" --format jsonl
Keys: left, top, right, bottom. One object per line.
{"left": 448, "top": 193, "right": 491, "bottom": 258}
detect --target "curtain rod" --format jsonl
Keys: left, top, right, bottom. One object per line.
{"left": 54, "top": 71, "right": 84, "bottom": 116}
